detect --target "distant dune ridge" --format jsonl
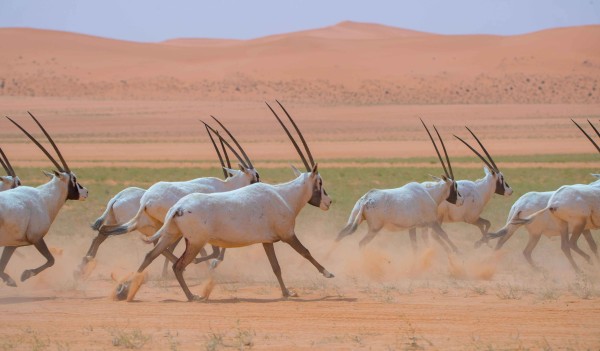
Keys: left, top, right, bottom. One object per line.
{"left": 0, "top": 21, "right": 598, "bottom": 103}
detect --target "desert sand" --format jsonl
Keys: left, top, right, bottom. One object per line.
{"left": 0, "top": 22, "right": 599, "bottom": 350}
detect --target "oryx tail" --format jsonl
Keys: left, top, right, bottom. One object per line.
{"left": 102, "top": 203, "right": 146, "bottom": 236}
{"left": 144, "top": 206, "right": 181, "bottom": 243}
{"left": 337, "top": 195, "right": 368, "bottom": 239}
{"left": 91, "top": 191, "right": 126, "bottom": 230}
{"left": 488, "top": 208, "right": 545, "bottom": 239}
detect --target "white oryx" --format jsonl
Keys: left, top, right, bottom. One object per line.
{"left": 0, "top": 112, "right": 88, "bottom": 287}
{"left": 488, "top": 185, "right": 598, "bottom": 269}
{"left": 99, "top": 116, "right": 259, "bottom": 270}
{"left": 75, "top": 124, "right": 232, "bottom": 278}
{"left": 115, "top": 101, "right": 334, "bottom": 302}
{"left": 337, "top": 120, "right": 464, "bottom": 253}
{"left": 424, "top": 127, "right": 513, "bottom": 248}
{"left": 0, "top": 146, "right": 20, "bottom": 191}
{"left": 490, "top": 119, "right": 600, "bottom": 272}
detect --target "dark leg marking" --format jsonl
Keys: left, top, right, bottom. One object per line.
{"left": 21, "top": 239, "right": 55, "bottom": 282}
{"left": 285, "top": 235, "right": 334, "bottom": 278}
{"left": 173, "top": 239, "right": 203, "bottom": 301}
{"left": 263, "top": 243, "right": 294, "bottom": 297}
{"left": 0, "top": 247, "right": 17, "bottom": 287}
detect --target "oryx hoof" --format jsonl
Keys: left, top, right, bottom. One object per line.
{"left": 322, "top": 270, "right": 335, "bottom": 278}
{"left": 114, "top": 281, "right": 131, "bottom": 301}
{"left": 209, "top": 259, "right": 222, "bottom": 270}
{"left": 284, "top": 289, "right": 298, "bottom": 298}
{"left": 189, "top": 294, "right": 206, "bottom": 302}
{"left": 3, "top": 276, "right": 16, "bottom": 287}
{"left": 20, "top": 270, "right": 36, "bottom": 282}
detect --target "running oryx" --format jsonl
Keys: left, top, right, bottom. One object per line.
{"left": 0, "top": 146, "right": 20, "bottom": 191}
{"left": 490, "top": 119, "right": 600, "bottom": 272}
{"left": 75, "top": 125, "right": 232, "bottom": 279}
{"left": 337, "top": 119, "right": 464, "bottom": 253}
{"left": 99, "top": 116, "right": 258, "bottom": 272}
{"left": 434, "top": 127, "right": 513, "bottom": 247}
{"left": 114, "top": 100, "right": 334, "bottom": 302}
{"left": 0, "top": 112, "right": 88, "bottom": 286}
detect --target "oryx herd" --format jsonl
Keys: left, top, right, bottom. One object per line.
{"left": 0, "top": 104, "right": 598, "bottom": 302}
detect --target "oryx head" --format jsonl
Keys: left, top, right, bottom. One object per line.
{"left": 7, "top": 112, "right": 88, "bottom": 201}
{"left": 454, "top": 127, "right": 513, "bottom": 196}
{"left": 421, "top": 119, "right": 464, "bottom": 206}
{"left": 202, "top": 117, "right": 260, "bottom": 185}
{"left": 0, "top": 146, "right": 20, "bottom": 190}
{"left": 268, "top": 100, "right": 332, "bottom": 211}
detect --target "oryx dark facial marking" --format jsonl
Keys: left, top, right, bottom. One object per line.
{"left": 495, "top": 173, "right": 508, "bottom": 195}
{"left": 66, "top": 173, "right": 86, "bottom": 200}
{"left": 308, "top": 177, "right": 324, "bottom": 207}
{"left": 252, "top": 171, "right": 260, "bottom": 184}
{"left": 446, "top": 180, "right": 460, "bottom": 204}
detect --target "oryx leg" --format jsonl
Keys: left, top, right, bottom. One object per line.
{"left": 430, "top": 222, "right": 459, "bottom": 253}
{"left": 162, "top": 237, "right": 186, "bottom": 277}
{"left": 522, "top": 233, "right": 542, "bottom": 269}
{"left": 136, "top": 233, "right": 182, "bottom": 274}
{"left": 0, "top": 247, "right": 17, "bottom": 287}
{"left": 193, "top": 245, "right": 223, "bottom": 265}
{"left": 569, "top": 228, "right": 592, "bottom": 264}
{"left": 173, "top": 239, "right": 204, "bottom": 301}
{"left": 75, "top": 233, "right": 109, "bottom": 277}
{"left": 358, "top": 224, "right": 382, "bottom": 249}
{"left": 561, "top": 225, "right": 581, "bottom": 273}
{"left": 421, "top": 227, "right": 430, "bottom": 247}
{"left": 495, "top": 226, "right": 518, "bottom": 251}
{"left": 473, "top": 217, "right": 491, "bottom": 248}
{"left": 263, "top": 243, "right": 295, "bottom": 297}
{"left": 582, "top": 230, "right": 599, "bottom": 259}
{"left": 21, "top": 239, "right": 54, "bottom": 282}
{"left": 409, "top": 228, "right": 418, "bottom": 253}
{"left": 285, "top": 234, "right": 334, "bottom": 278}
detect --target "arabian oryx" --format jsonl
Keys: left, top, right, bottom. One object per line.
{"left": 115, "top": 101, "right": 334, "bottom": 302}
{"left": 0, "top": 112, "right": 88, "bottom": 287}
{"left": 337, "top": 120, "right": 464, "bottom": 254}
{"left": 489, "top": 119, "right": 600, "bottom": 272}
{"left": 99, "top": 116, "right": 259, "bottom": 271}
{"left": 75, "top": 124, "right": 232, "bottom": 279}
{"left": 0, "top": 146, "right": 20, "bottom": 191}
{"left": 427, "top": 127, "right": 513, "bottom": 248}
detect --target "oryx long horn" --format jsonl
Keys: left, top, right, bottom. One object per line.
{"left": 276, "top": 100, "right": 315, "bottom": 167}
{"left": 205, "top": 124, "right": 229, "bottom": 179}
{"left": 6, "top": 116, "right": 64, "bottom": 172}
{"left": 0, "top": 147, "right": 16, "bottom": 178}
{"left": 0, "top": 147, "right": 12, "bottom": 177}
{"left": 420, "top": 118, "right": 450, "bottom": 178}
{"left": 266, "top": 102, "right": 311, "bottom": 172}
{"left": 219, "top": 132, "right": 232, "bottom": 169}
{"left": 465, "top": 127, "right": 498, "bottom": 172}
{"left": 210, "top": 115, "right": 253, "bottom": 169}
{"left": 27, "top": 111, "right": 70, "bottom": 173}
{"left": 572, "top": 119, "right": 600, "bottom": 153}
{"left": 433, "top": 125, "right": 454, "bottom": 180}
{"left": 587, "top": 119, "right": 600, "bottom": 140}
{"left": 200, "top": 121, "right": 249, "bottom": 168}
{"left": 453, "top": 134, "right": 495, "bottom": 172}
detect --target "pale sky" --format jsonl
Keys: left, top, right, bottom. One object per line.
{"left": 1, "top": 0, "right": 599, "bottom": 42}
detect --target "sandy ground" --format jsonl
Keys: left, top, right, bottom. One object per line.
{"left": 1, "top": 227, "right": 600, "bottom": 350}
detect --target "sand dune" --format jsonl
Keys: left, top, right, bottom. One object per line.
{"left": 0, "top": 22, "right": 598, "bottom": 103}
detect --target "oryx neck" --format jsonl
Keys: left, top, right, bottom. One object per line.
{"left": 273, "top": 173, "right": 312, "bottom": 215}
{"left": 474, "top": 171, "right": 496, "bottom": 203}
{"left": 37, "top": 176, "right": 69, "bottom": 221}
{"left": 425, "top": 180, "right": 450, "bottom": 205}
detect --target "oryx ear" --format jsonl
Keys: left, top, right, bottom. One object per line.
{"left": 441, "top": 174, "right": 448, "bottom": 182}
{"left": 428, "top": 174, "right": 442, "bottom": 181}
{"left": 289, "top": 164, "right": 302, "bottom": 177}
{"left": 484, "top": 166, "right": 495, "bottom": 175}
{"left": 238, "top": 163, "right": 248, "bottom": 172}
{"left": 42, "top": 170, "right": 54, "bottom": 178}
{"left": 223, "top": 167, "right": 238, "bottom": 176}
{"left": 591, "top": 173, "right": 600, "bottom": 179}
{"left": 0, "top": 176, "right": 10, "bottom": 184}
{"left": 310, "top": 163, "right": 319, "bottom": 175}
